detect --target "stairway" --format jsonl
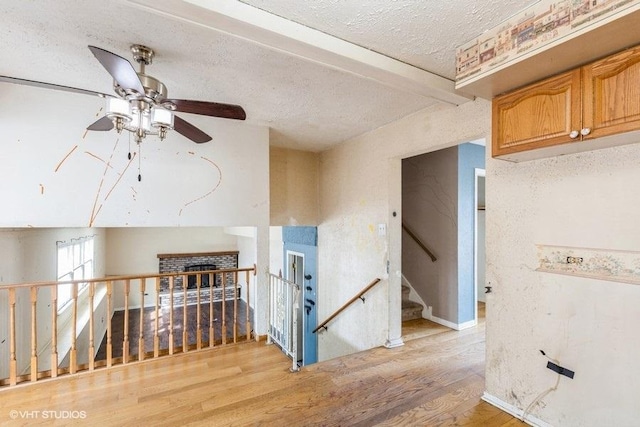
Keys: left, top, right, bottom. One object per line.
{"left": 401, "top": 285, "right": 424, "bottom": 321}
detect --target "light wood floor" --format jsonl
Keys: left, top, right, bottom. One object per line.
{"left": 401, "top": 302, "right": 486, "bottom": 342}
{"left": 0, "top": 301, "right": 523, "bottom": 426}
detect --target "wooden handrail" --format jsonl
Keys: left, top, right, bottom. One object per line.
{"left": 313, "top": 278, "right": 381, "bottom": 333}
{"left": 1, "top": 266, "right": 257, "bottom": 289}
{"left": 402, "top": 222, "right": 437, "bottom": 262}
{"left": 0, "top": 265, "right": 256, "bottom": 389}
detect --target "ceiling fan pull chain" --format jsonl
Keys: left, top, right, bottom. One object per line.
{"left": 128, "top": 132, "right": 132, "bottom": 160}
{"left": 138, "top": 142, "right": 142, "bottom": 182}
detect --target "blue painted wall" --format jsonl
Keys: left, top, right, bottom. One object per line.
{"left": 282, "top": 226, "right": 318, "bottom": 365}
{"left": 457, "top": 143, "right": 485, "bottom": 323}
{"left": 282, "top": 226, "right": 317, "bottom": 247}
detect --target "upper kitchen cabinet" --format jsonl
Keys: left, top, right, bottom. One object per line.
{"left": 493, "top": 44, "right": 640, "bottom": 161}
{"left": 492, "top": 69, "right": 581, "bottom": 159}
{"left": 583, "top": 44, "right": 640, "bottom": 139}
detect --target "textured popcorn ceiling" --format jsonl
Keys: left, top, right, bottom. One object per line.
{"left": 0, "top": 0, "right": 536, "bottom": 151}
{"left": 239, "top": 0, "right": 538, "bottom": 79}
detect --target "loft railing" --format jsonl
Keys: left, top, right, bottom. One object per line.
{"left": 402, "top": 222, "right": 437, "bottom": 262}
{"left": 313, "top": 278, "right": 381, "bottom": 333}
{"left": 266, "top": 273, "right": 301, "bottom": 373}
{"left": 0, "top": 266, "right": 255, "bottom": 388}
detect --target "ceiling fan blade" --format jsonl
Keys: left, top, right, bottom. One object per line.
{"left": 165, "top": 99, "right": 246, "bottom": 121}
{"left": 173, "top": 116, "right": 212, "bottom": 143}
{"left": 88, "top": 45, "right": 145, "bottom": 94}
{"left": 87, "top": 116, "right": 114, "bottom": 131}
{"left": 0, "top": 75, "right": 109, "bottom": 98}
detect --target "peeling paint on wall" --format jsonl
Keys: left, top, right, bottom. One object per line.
{"left": 54, "top": 145, "right": 78, "bottom": 172}
{"left": 88, "top": 138, "right": 137, "bottom": 227}
{"left": 178, "top": 156, "right": 223, "bottom": 217}
{"left": 84, "top": 151, "right": 114, "bottom": 169}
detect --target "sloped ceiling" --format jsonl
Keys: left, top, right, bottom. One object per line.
{"left": 0, "top": 0, "right": 536, "bottom": 152}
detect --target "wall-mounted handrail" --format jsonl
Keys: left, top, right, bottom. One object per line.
{"left": 313, "top": 278, "right": 381, "bottom": 333}
{"left": 402, "top": 222, "right": 437, "bottom": 262}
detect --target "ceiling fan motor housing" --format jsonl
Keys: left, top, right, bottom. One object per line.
{"left": 131, "top": 44, "right": 154, "bottom": 66}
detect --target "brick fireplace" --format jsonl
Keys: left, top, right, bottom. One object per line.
{"left": 157, "top": 251, "right": 239, "bottom": 293}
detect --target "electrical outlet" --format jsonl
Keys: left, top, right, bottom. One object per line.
{"left": 566, "top": 256, "right": 583, "bottom": 264}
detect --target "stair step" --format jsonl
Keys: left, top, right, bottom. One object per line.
{"left": 401, "top": 300, "right": 423, "bottom": 322}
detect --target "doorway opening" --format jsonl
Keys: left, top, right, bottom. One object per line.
{"left": 400, "top": 142, "right": 485, "bottom": 340}
{"left": 474, "top": 168, "right": 486, "bottom": 323}
{"left": 287, "top": 251, "right": 304, "bottom": 366}
{"left": 282, "top": 225, "right": 318, "bottom": 366}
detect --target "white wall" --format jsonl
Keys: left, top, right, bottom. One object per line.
{"left": 105, "top": 227, "right": 237, "bottom": 275}
{"left": 224, "top": 226, "right": 270, "bottom": 335}
{"left": 0, "top": 83, "right": 270, "bottom": 228}
{"left": 486, "top": 142, "right": 640, "bottom": 426}
{"left": 0, "top": 230, "right": 24, "bottom": 284}
{"left": 269, "top": 227, "right": 284, "bottom": 275}
{"left": 317, "top": 100, "right": 490, "bottom": 361}
{"left": 236, "top": 229, "right": 257, "bottom": 310}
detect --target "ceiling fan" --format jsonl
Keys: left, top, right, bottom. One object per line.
{"left": 0, "top": 44, "right": 246, "bottom": 144}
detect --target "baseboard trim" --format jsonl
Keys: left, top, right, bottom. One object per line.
{"left": 458, "top": 319, "right": 477, "bottom": 330}
{"left": 482, "top": 392, "right": 553, "bottom": 427}
{"left": 430, "top": 315, "right": 477, "bottom": 331}
{"left": 384, "top": 337, "right": 405, "bottom": 348}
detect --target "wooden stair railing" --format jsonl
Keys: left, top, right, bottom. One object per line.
{"left": 402, "top": 222, "right": 437, "bottom": 262}
{"left": 0, "top": 266, "right": 256, "bottom": 388}
{"left": 313, "top": 278, "right": 381, "bottom": 333}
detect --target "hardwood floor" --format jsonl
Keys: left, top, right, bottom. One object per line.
{"left": 402, "top": 302, "right": 486, "bottom": 342}
{"left": 0, "top": 301, "right": 523, "bottom": 426}
{"left": 94, "top": 300, "right": 253, "bottom": 361}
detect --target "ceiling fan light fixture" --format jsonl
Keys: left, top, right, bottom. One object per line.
{"left": 151, "top": 107, "right": 174, "bottom": 141}
{"left": 151, "top": 107, "right": 174, "bottom": 129}
{"left": 129, "top": 109, "right": 151, "bottom": 143}
{"left": 131, "top": 110, "right": 152, "bottom": 133}
{"left": 106, "top": 97, "right": 132, "bottom": 121}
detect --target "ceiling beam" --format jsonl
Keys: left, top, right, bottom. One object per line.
{"left": 127, "top": 0, "right": 473, "bottom": 106}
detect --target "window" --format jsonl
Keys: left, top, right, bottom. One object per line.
{"left": 57, "top": 236, "right": 94, "bottom": 311}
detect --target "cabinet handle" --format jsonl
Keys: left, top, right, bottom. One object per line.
{"left": 569, "top": 130, "right": 580, "bottom": 139}
{"left": 580, "top": 127, "right": 591, "bottom": 136}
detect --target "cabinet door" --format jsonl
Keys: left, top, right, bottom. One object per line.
{"left": 583, "top": 44, "right": 640, "bottom": 139}
{"left": 492, "top": 69, "right": 581, "bottom": 158}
